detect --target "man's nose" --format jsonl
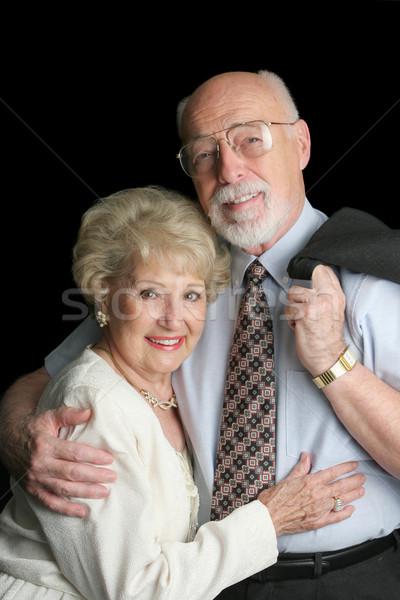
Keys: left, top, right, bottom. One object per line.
{"left": 216, "top": 139, "right": 247, "bottom": 185}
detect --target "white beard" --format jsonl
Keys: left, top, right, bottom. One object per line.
{"left": 208, "top": 180, "right": 289, "bottom": 250}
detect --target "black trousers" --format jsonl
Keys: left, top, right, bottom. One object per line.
{"left": 214, "top": 543, "right": 400, "bottom": 600}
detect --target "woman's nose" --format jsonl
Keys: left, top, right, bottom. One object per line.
{"left": 157, "top": 297, "right": 183, "bottom": 329}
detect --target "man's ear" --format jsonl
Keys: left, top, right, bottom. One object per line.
{"left": 295, "top": 119, "right": 311, "bottom": 170}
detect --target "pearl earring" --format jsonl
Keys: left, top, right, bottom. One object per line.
{"left": 96, "top": 310, "right": 108, "bottom": 328}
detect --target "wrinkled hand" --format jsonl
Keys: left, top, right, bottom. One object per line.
{"left": 18, "top": 407, "right": 116, "bottom": 517}
{"left": 258, "top": 452, "right": 365, "bottom": 536}
{"left": 285, "top": 265, "right": 346, "bottom": 376}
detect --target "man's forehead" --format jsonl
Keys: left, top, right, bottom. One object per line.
{"left": 181, "top": 72, "right": 276, "bottom": 142}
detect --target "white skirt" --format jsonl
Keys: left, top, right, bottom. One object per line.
{"left": 0, "top": 573, "right": 83, "bottom": 599}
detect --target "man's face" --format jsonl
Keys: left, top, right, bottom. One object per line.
{"left": 181, "top": 72, "right": 310, "bottom": 253}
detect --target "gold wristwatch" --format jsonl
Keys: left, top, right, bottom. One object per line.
{"left": 313, "top": 348, "right": 357, "bottom": 389}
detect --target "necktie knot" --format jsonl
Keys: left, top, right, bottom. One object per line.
{"left": 246, "top": 260, "right": 268, "bottom": 286}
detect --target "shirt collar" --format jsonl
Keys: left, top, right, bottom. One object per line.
{"left": 230, "top": 198, "right": 327, "bottom": 294}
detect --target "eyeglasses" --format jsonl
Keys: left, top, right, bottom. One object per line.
{"left": 177, "top": 120, "right": 298, "bottom": 178}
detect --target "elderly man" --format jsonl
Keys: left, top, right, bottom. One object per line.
{"left": 1, "top": 70, "right": 400, "bottom": 599}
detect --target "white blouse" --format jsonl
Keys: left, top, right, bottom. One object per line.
{"left": 175, "top": 447, "right": 199, "bottom": 542}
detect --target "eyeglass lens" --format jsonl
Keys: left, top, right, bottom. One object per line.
{"left": 179, "top": 121, "right": 273, "bottom": 178}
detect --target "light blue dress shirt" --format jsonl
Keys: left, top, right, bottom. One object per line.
{"left": 46, "top": 199, "right": 400, "bottom": 553}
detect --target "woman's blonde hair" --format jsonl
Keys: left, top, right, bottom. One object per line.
{"left": 72, "top": 186, "right": 231, "bottom": 311}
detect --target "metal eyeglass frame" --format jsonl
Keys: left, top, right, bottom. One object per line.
{"left": 176, "top": 119, "right": 298, "bottom": 178}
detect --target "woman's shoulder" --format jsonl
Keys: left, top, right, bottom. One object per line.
{"left": 38, "top": 347, "right": 134, "bottom": 412}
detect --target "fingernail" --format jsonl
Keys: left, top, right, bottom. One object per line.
{"left": 95, "top": 487, "right": 110, "bottom": 499}
{"left": 104, "top": 457, "right": 114, "bottom": 465}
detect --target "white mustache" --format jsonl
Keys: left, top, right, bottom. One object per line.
{"left": 210, "top": 180, "right": 271, "bottom": 207}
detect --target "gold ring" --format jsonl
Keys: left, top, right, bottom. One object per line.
{"left": 333, "top": 495, "right": 343, "bottom": 512}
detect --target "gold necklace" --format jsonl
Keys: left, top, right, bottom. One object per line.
{"left": 95, "top": 347, "right": 178, "bottom": 410}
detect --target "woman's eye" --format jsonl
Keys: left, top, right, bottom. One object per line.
{"left": 140, "top": 289, "right": 158, "bottom": 299}
{"left": 185, "top": 291, "right": 200, "bottom": 302}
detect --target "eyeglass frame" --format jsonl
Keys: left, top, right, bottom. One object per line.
{"left": 176, "top": 119, "right": 299, "bottom": 178}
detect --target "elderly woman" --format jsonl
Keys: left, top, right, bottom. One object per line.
{"left": 0, "top": 187, "right": 365, "bottom": 599}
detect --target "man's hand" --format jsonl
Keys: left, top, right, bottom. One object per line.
{"left": 20, "top": 406, "right": 116, "bottom": 517}
{"left": 285, "top": 265, "right": 346, "bottom": 376}
{"left": 0, "top": 368, "right": 116, "bottom": 518}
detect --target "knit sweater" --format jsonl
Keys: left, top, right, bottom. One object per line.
{"left": 0, "top": 348, "right": 277, "bottom": 599}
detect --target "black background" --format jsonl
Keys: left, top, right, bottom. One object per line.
{"left": 1, "top": 4, "right": 399, "bottom": 391}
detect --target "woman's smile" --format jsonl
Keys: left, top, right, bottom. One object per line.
{"left": 145, "top": 336, "right": 185, "bottom": 351}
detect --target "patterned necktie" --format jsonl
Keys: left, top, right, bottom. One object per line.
{"left": 211, "top": 260, "right": 276, "bottom": 520}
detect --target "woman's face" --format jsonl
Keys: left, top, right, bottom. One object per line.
{"left": 105, "top": 255, "right": 207, "bottom": 380}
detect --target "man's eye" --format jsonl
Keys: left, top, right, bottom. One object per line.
{"left": 194, "top": 151, "right": 216, "bottom": 164}
{"left": 241, "top": 136, "right": 262, "bottom": 147}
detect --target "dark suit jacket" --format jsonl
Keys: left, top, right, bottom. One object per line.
{"left": 287, "top": 207, "right": 400, "bottom": 284}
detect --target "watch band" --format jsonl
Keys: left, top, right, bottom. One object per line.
{"left": 313, "top": 348, "right": 357, "bottom": 389}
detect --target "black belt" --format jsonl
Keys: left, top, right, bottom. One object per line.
{"left": 252, "top": 530, "right": 400, "bottom": 581}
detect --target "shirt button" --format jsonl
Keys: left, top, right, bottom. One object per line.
{"left": 282, "top": 275, "right": 289, "bottom": 284}
{"left": 234, "top": 279, "right": 239, "bottom": 287}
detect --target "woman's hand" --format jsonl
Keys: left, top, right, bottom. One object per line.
{"left": 258, "top": 452, "right": 365, "bottom": 536}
